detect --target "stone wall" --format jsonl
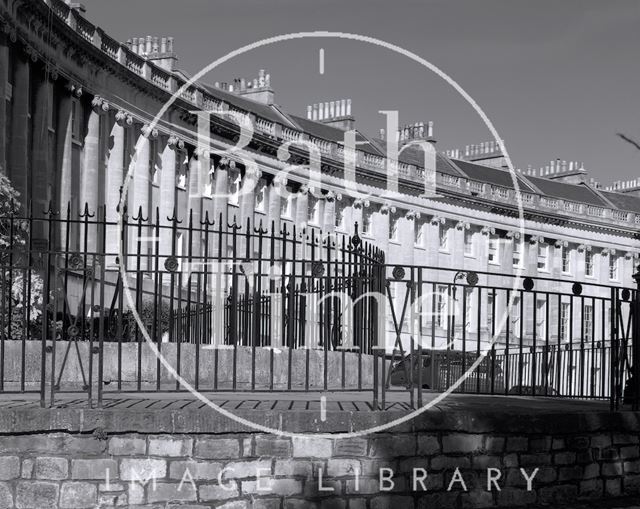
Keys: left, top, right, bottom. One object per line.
{"left": 0, "top": 341, "right": 374, "bottom": 391}
{"left": 0, "top": 408, "right": 639, "bottom": 508}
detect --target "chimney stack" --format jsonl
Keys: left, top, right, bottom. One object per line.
{"left": 127, "top": 34, "right": 177, "bottom": 71}
{"left": 235, "top": 69, "right": 274, "bottom": 105}
{"left": 305, "top": 98, "right": 355, "bottom": 131}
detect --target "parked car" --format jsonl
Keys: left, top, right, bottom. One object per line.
{"left": 389, "top": 350, "right": 503, "bottom": 391}
{"left": 507, "top": 385, "right": 558, "bottom": 396}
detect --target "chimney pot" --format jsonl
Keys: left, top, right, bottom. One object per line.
{"left": 146, "top": 35, "right": 152, "bottom": 55}
{"left": 167, "top": 37, "right": 174, "bottom": 53}
{"left": 307, "top": 105, "right": 312, "bottom": 120}
{"left": 160, "top": 37, "right": 167, "bottom": 53}
{"left": 346, "top": 99, "right": 352, "bottom": 116}
{"left": 152, "top": 36, "right": 159, "bottom": 53}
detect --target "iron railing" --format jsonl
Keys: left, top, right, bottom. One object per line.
{"left": 0, "top": 206, "right": 637, "bottom": 410}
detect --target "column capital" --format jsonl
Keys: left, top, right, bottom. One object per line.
{"left": 2, "top": 21, "right": 17, "bottom": 43}
{"left": 455, "top": 220, "right": 469, "bottom": 230}
{"left": 23, "top": 43, "right": 38, "bottom": 63}
{"left": 528, "top": 235, "right": 540, "bottom": 244}
{"left": 141, "top": 124, "right": 158, "bottom": 139}
{"left": 167, "top": 136, "right": 185, "bottom": 151}
{"left": 65, "top": 82, "right": 83, "bottom": 98}
{"left": 577, "top": 243, "right": 592, "bottom": 253}
{"left": 430, "top": 216, "right": 445, "bottom": 226}
{"left": 379, "top": 202, "right": 395, "bottom": 215}
{"left": 91, "top": 95, "right": 109, "bottom": 114}
{"left": 481, "top": 225, "right": 495, "bottom": 236}
{"left": 115, "top": 110, "right": 134, "bottom": 127}
{"left": 506, "top": 230, "right": 521, "bottom": 240}
{"left": 405, "top": 210, "right": 420, "bottom": 221}
{"left": 353, "top": 198, "right": 369, "bottom": 209}
{"left": 602, "top": 247, "right": 616, "bottom": 256}
{"left": 324, "top": 190, "right": 335, "bottom": 203}
{"left": 624, "top": 251, "right": 635, "bottom": 260}
{"left": 554, "top": 239, "right": 568, "bottom": 249}
{"left": 244, "top": 165, "right": 262, "bottom": 181}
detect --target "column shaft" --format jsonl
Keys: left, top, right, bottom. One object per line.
{"left": 56, "top": 92, "right": 73, "bottom": 245}
{"left": 105, "top": 116, "right": 125, "bottom": 259}
{"left": 0, "top": 34, "right": 8, "bottom": 173}
{"left": 9, "top": 54, "right": 29, "bottom": 206}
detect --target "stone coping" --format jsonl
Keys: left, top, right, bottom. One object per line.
{"left": 0, "top": 400, "right": 637, "bottom": 436}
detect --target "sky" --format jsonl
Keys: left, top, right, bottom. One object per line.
{"left": 79, "top": 0, "right": 640, "bottom": 186}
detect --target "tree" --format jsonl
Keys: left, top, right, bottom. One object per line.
{"left": 0, "top": 173, "right": 47, "bottom": 339}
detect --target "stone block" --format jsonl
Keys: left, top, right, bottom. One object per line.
{"left": 16, "top": 481, "right": 60, "bottom": 509}
{"left": 505, "top": 436, "right": 528, "bottom": 452}
{"left": 497, "top": 487, "right": 536, "bottom": 506}
{"left": 528, "top": 437, "right": 552, "bottom": 452}
{"left": 274, "top": 459, "right": 314, "bottom": 477}
{"left": 199, "top": 482, "right": 239, "bottom": 500}
{"left": 483, "top": 437, "right": 504, "bottom": 454}
{"left": 579, "top": 478, "right": 603, "bottom": 498}
{"left": 169, "top": 460, "right": 222, "bottom": 480}
{"left": 20, "top": 459, "right": 33, "bottom": 479}
{"left": 242, "top": 479, "right": 303, "bottom": 496}
{"left": 417, "top": 435, "right": 440, "bottom": 456}
{"left": 120, "top": 458, "right": 166, "bottom": 481}
{"left": 334, "top": 438, "right": 368, "bottom": 456}
{"left": 147, "top": 482, "right": 197, "bottom": 503}
{"left": 327, "top": 458, "right": 361, "bottom": 477}
{"left": 224, "top": 459, "right": 271, "bottom": 479}
{"left": 0, "top": 483, "right": 12, "bottom": 509}
{"left": 566, "top": 436, "right": 590, "bottom": 450}
{"left": 460, "top": 490, "right": 493, "bottom": 508}
{"left": 292, "top": 437, "right": 333, "bottom": 458}
{"left": 553, "top": 452, "right": 576, "bottom": 465}
{"left": 430, "top": 456, "right": 470, "bottom": 470}
{"left": 0, "top": 456, "right": 20, "bottom": 480}
{"left": 252, "top": 498, "right": 281, "bottom": 509}
{"left": 370, "top": 436, "right": 416, "bottom": 457}
{"left": 538, "top": 484, "right": 578, "bottom": 505}
{"left": 218, "top": 501, "right": 250, "bottom": 509}
{"left": 442, "top": 434, "right": 483, "bottom": 454}
{"left": 71, "top": 459, "right": 117, "bottom": 480}
{"left": 254, "top": 437, "right": 291, "bottom": 457}
{"left": 108, "top": 436, "right": 146, "bottom": 456}
{"left": 148, "top": 436, "right": 193, "bottom": 457}
{"left": 601, "top": 461, "right": 623, "bottom": 477}
{"left": 558, "top": 465, "right": 583, "bottom": 481}
{"left": 605, "top": 478, "right": 622, "bottom": 496}
{"left": 194, "top": 438, "right": 240, "bottom": 459}
{"left": 59, "top": 482, "right": 97, "bottom": 508}
{"left": 370, "top": 496, "right": 414, "bottom": 509}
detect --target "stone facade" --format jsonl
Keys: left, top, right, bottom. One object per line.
{"left": 0, "top": 0, "right": 638, "bottom": 357}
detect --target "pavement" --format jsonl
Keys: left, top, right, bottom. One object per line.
{"left": 0, "top": 389, "right": 618, "bottom": 414}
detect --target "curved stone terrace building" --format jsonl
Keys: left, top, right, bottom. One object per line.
{"left": 0, "top": 0, "right": 639, "bottom": 353}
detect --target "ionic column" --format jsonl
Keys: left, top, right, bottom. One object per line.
{"left": 81, "top": 97, "right": 106, "bottom": 208}
{"left": 212, "top": 160, "right": 230, "bottom": 257}
{"left": 351, "top": 199, "right": 365, "bottom": 235}
{"left": 9, "top": 50, "right": 30, "bottom": 205}
{"left": 80, "top": 97, "right": 107, "bottom": 253}
{"left": 158, "top": 136, "right": 181, "bottom": 260}
{"left": 322, "top": 191, "right": 336, "bottom": 235}
{"left": 127, "top": 124, "right": 154, "bottom": 269}
{"left": 105, "top": 111, "right": 130, "bottom": 259}
{"left": 56, "top": 84, "right": 77, "bottom": 246}
{"left": 401, "top": 211, "right": 419, "bottom": 266}
{"left": 452, "top": 221, "right": 467, "bottom": 269}
{"left": 32, "top": 69, "right": 51, "bottom": 205}
{"left": 0, "top": 33, "right": 9, "bottom": 173}
{"left": 187, "top": 151, "right": 204, "bottom": 262}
